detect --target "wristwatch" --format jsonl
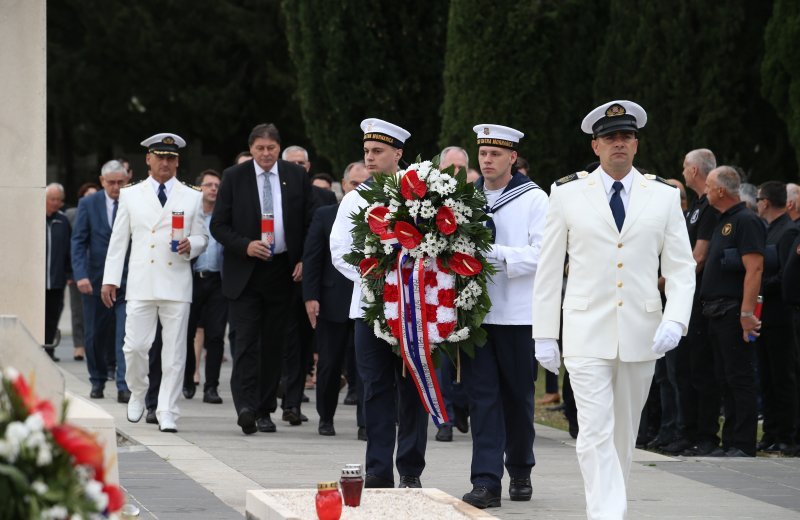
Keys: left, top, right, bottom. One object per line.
{"left": 740, "top": 311, "right": 754, "bottom": 318}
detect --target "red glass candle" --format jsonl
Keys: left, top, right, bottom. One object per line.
{"left": 315, "top": 481, "right": 342, "bottom": 520}
{"left": 340, "top": 464, "right": 364, "bottom": 507}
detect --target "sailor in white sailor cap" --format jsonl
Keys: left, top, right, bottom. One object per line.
{"left": 330, "top": 118, "right": 432, "bottom": 489}
{"left": 532, "top": 102, "right": 695, "bottom": 519}
{"left": 102, "top": 132, "right": 208, "bottom": 434}
{"left": 458, "top": 123, "right": 548, "bottom": 509}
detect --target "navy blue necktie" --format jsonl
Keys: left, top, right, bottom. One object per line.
{"left": 112, "top": 199, "right": 118, "bottom": 225}
{"left": 158, "top": 184, "right": 167, "bottom": 207}
{"left": 610, "top": 181, "right": 625, "bottom": 231}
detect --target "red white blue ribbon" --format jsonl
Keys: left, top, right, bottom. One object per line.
{"left": 395, "top": 254, "right": 449, "bottom": 426}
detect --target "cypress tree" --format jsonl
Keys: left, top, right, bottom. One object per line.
{"left": 281, "top": 2, "right": 448, "bottom": 175}
{"left": 762, "top": 0, "right": 800, "bottom": 172}
{"left": 440, "top": 0, "right": 609, "bottom": 185}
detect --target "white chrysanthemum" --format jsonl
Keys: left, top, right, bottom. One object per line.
{"left": 41, "top": 506, "right": 69, "bottom": 520}
{"left": 446, "top": 327, "right": 471, "bottom": 342}
{"left": 452, "top": 235, "right": 477, "bottom": 255}
{"left": 35, "top": 439, "right": 52, "bottom": 466}
{"left": 24, "top": 413, "right": 44, "bottom": 432}
{"left": 405, "top": 199, "right": 421, "bottom": 218}
{"left": 32, "top": 480, "right": 48, "bottom": 495}
{"left": 86, "top": 479, "right": 109, "bottom": 511}
{"left": 362, "top": 287, "right": 375, "bottom": 303}
{"left": 373, "top": 321, "right": 398, "bottom": 346}
{"left": 383, "top": 244, "right": 395, "bottom": 255}
{"left": 466, "top": 280, "right": 483, "bottom": 297}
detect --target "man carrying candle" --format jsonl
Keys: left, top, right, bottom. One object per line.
{"left": 101, "top": 133, "right": 208, "bottom": 433}
{"left": 210, "top": 123, "right": 316, "bottom": 434}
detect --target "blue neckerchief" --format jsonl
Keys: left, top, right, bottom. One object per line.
{"left": 475, "top": 171, "right": 540, "bottom": 243}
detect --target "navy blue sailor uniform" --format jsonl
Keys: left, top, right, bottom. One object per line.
{"left": 464, "top": 170, "right": 549, "bottom": 495}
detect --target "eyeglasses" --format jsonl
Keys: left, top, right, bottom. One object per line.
{"left": 201, "top": 182, "right": 220, "bottom": 188}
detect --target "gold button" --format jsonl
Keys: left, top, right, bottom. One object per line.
{"left": 618, "top": 300, "right": 623, "bottom": 306}
{"left": 150, "top": 260, "right": 154, "bottom": 264}
{"left": 150, "top": 244, "right": 155, "bottom": 249}
{"left": 151, "top": 230, "right": 155, "bottom": 234}
{"left": 168, "top": 261, "right": 172, "bottom": 266}
{"left": 617, "top": 282, "right": 623, "bottom": 288}
{"left": 617, "top": 262, "right": 623, "bottom": 268}
{"left": 617, "top": 243, "right": 623, "bottom": 248}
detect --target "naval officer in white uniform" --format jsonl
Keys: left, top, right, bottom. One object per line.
{"left": 102, "top": 133, "right": 207, "bottom": 433}
{"left": 532, "top": 101, "right": 695, "bottom": 519}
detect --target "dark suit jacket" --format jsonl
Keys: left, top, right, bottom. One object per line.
{"left": 71, "top": 190, "right": 128, "bottom": 293}
{"left": 47, "top": 211, "right": 71, "bottom": 289}
{"left": 312, "top": 185, "right": 338, "bottom": 208}
{"left": 211, "top": 158, "right": 315, "bottom": 300}
{"left": 302, "top": 204, "right": 353, "bottom": 323}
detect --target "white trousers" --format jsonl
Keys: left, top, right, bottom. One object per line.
{"left": 124, "top": 299, "right": 190, "bottom": 423}
{"left": 565, "top": 356, "right": 656, "bottom": 520}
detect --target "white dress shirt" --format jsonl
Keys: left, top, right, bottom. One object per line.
{"left": 599, "top": 167, "right": 633, "bottom": 211}
{"left": 253, "top": 161, "right": 287, "bottom": 254}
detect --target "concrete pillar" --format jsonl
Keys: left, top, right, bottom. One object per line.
{"left": 0, "top": 0, "right": 46, "bottom": 343}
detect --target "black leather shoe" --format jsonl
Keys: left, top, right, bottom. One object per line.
{"left": 357, "top": 426, "right": 367, "bottom": 441}
{"left": 282, "top": 407, "right": 302, "bottom": 426}
{"left": 509, "top": 477, "right": 532, "bottom": 501}
{"left": 725, "top": 447, "right": 754, "bottom": 457}
{"left": 436, "top": 424, "right": 453, "bottom": 442}
{"left": 203, "top": 387, "right": 223, "bottom": 404}
{"left": 183, "top": 385, "right": 196, "bottom": 399}
{"left": 646, "top": 435, "right": 674, "bottom": 450}
{"left": 301, "top": 412, "right": 308, "bottom": 422}
{"left": 453, "top": 405, "right": 469, "bottom": 434}
{"left": 682, "top": 440, "right": 724, "bottom": 457}
{"left": 318, "top": 420, "right": 335, "bottom": 436}
{"left": 117, "top": 390, "right": 131, "bottom": 403}
{"left": 256, "top": 416, "right": 276, "bottom": 433}
{"left": 302, "top": 393, "right": 310, "bottom": 403}
{"left": 145, "top": 407, "right": 158, "bottom": 424}
{"left": 90, "top": 386, "right": 104, "bottom": 399}
{"left": 398, "top": 475, "right": 422, "bottom": 488}
{"left": 660, "top": 438, "right": 692, "bottom": 455}
{"left": 462, "top": 486, "right": 501, "bottom": 509}
{"left": 237, "top": 407, "right": 257, "bottom": 435}
{"left": 757, "top": 437, "right": 775, "bottom": 451}
{"left": 343, "top": 390, "right": 358, "bottom": 405}
{"left": 364, "top": 474, "right": 394, "bottom": 488}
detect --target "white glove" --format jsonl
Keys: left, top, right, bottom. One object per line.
{"left": 651, "top": 320, "right": 683, "bottom": 355}
{"left": 486, "top": 244, "right": 504, "bottom": 261}
{"left": 535, "top": 338, "right": 561, "bottom": 374}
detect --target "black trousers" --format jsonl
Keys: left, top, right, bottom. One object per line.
{"left": 757, "top": 311, "right": 798, "bottom": 444}
{"left": 315, "top": 317, "right": 362, "bottom": 422}
{"left": 44, "top": 288, "right": 65, "bottom": 346}
{"left": 281, "top": 282, "right": 313, "bottom": 410}
{"left": 229, "top": 255, "right": 291, "bottom": 417}
{"left": 184, "top": 272, "right": 228, "bottom": 391}
{"left": 146, "top": 321, "right": 163, "bottom": 410}
{"left": 708, "top": 308, "right": 758, "bottom": 455}
{"left": 676, "top": 307, "right": 721, "bottom": 444}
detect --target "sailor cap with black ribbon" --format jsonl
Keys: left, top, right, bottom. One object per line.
{"left": 581, "top": 100, "right": 647, "bottom": 138}
{"left": 141, "top": 133, "right": 186, "bottom": 156}
{"left": 361, "top": 118, "right": 410, "bottom": 149}
{"left": 473, "top": 124, "right": 524, "bottom": 150}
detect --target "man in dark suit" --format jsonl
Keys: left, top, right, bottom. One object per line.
{"left": 72, "top": 160, "right": 133, "bottom": 403}
{"left": 211, "top": 123, "right": 316, "bottom": 435}
{"left": 45, "top": 183, "right": 71, "bottom": 361}
{"left": 303, "top": 161, "right": 369, "bottom": 437}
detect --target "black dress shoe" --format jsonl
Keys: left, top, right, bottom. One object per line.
{"left": 302, "top": 393, "right": 310, "bottom": 403}
{"left": 682, "top": 440, "right": 724, "bottom": 457}
{"left": 453, "top": 405, "right": 469, "bottom": 434}
{"left": 90, "top": 387, "right": 104, "bottom": 399}
{"left": 398, "top": 475, "right": 421, "bottom": 488}
{"left": 462, "top": 486, "right": 501, "bottom": 509}
{"left": 145, "top": 407, "right": 158, "bottom": 424}
{"left": 117, "top": 390, "right": 131, "bottom": 403}
{"left": 660, "top": 438, "right": 692, "bottom": 455}
{"left": 256, "top": 416, "right": 276, "bottom": 433}
{"left": 343, "top": 390, "right": 358, "bottom": 405}
{"left": 237, "top": 407, "right": 257, "bottom": 435}
{"left": 182, "top": 385, "right": 196, "bottom": 399}
{"left": 436, "top": 424, "right": 453, "bottom": 442}
{"left": 318, "top": 420, "right": 335, "bottom": 436}
{"left": 364, "top": 474, "right": 394, "bottom": 488}
{"left": 646, "top": 435, "right": 675, "bottom": 450}
{"left": 301, "top": 412, "right": 308, "bottom": 422}
{"left": 203, "top": 387, "right": 223, "bottom": 404}
{"left": 282, "top": 407, "right": 302, "bottom": 426}
{"left": 757, "top": 437, "right": 775, "bottom": 451}
{"left": 357, "top": 426, "right": 367, "bottom": 441}
{"left": 725, "top": 447, "right": 754, "bottom": 457}
{"left": 509, "top": 477, "right": 532, "bottom": 501}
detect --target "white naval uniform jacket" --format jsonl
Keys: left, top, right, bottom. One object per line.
{"left": 330, "top": 189, "right": 368, "bottom": 320}
{"left": 103, "top": 179, "right": 207, "bottom": 302}
{"left": 531, "top": 168, "right": 695, "bottom": 362}
{"left": 482, "top": 183, "right": 549, "bottom": 325}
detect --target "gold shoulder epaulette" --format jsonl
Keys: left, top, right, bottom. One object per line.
{"left": 122, "top": 179, "right": 143, "bottom": 189}
{"left": 182, "top": 181, "right": 201, "bottom": 191}
{"left": 644, "top": 174, "right": 676, "bottom": 187}
{"left": 556, "top": 170, "right": 588, "bottom": 186}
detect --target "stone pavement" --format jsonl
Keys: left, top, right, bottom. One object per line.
{"left": 53, "top": 333, "right": 800, "bottom": 519}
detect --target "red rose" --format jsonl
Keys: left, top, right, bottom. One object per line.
{"left": 394, "top": 221, "right": 423, "bottom": 249}
{"left": 400, "top": 170, "right": 427, "bottom": 200}
{"left": 359, "top": 258, "right": 380, "bottom": 278}
{"left": 435, "top": 206, "right": 457, "bottom": 235}
{"left": 103, "top": 483, "right": 125, "bottom": 512}
{"left": 366, "top": 206, "right": 390, "bottom": 235}
{"left": 51, "top": 424, "right": 106, "bottom": 481}
{"left": 449, "top": 253, "right": 483, "bottom": 276}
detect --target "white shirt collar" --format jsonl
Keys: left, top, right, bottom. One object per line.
{"left": 147, "top": 175, "right": 177, "bottom": 195}
{"left": 598, "top": 166, "right": 635, "bottom": 196}
{"left": 254, "top": 161, "right": 279, "bottom": 177}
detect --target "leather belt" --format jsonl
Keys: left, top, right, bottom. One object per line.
{"left": 195, "top": 271, "right": 220, "bottom": 279}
